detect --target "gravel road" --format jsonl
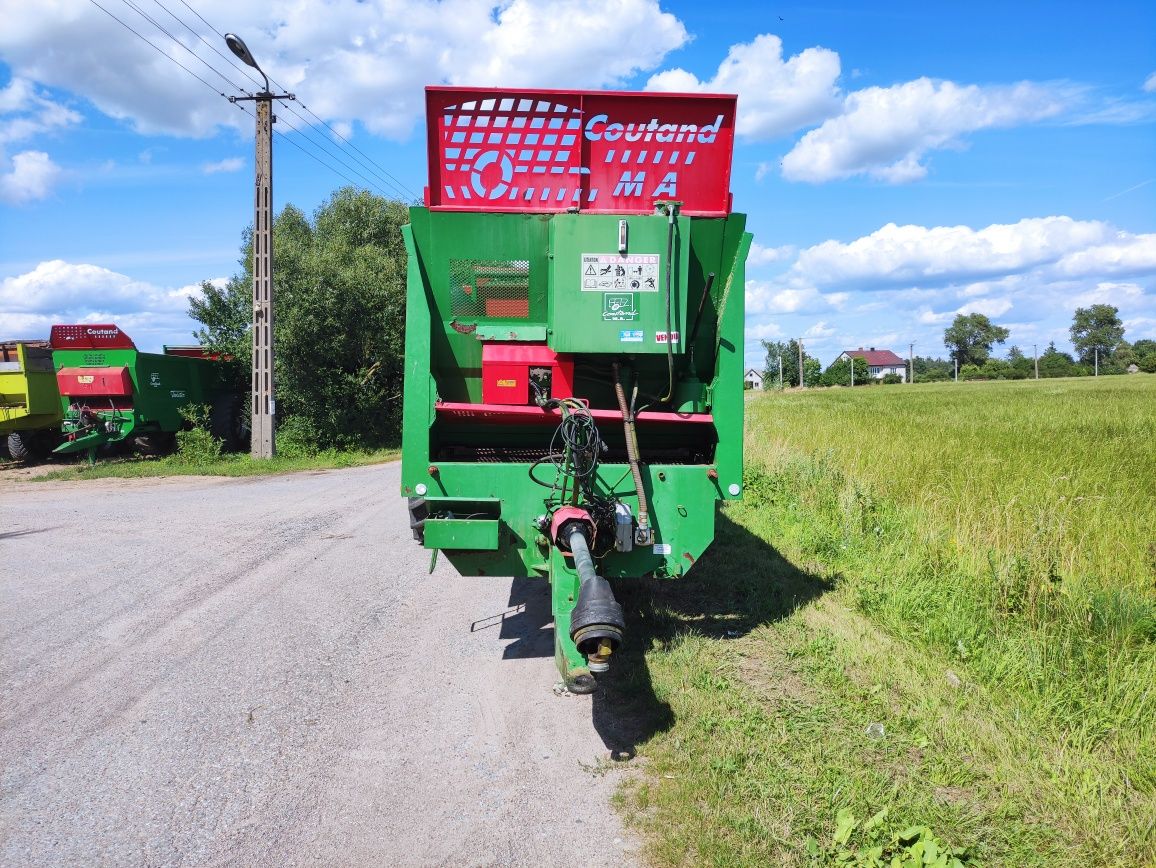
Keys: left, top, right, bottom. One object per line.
{"left": 0, "top": 463, "right": 640, "bottom": 867}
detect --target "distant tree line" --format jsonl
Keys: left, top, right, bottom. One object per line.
{"left": 758, "top": 304, "right": 1155, "bottom": 389}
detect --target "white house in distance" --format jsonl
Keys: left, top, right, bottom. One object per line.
{"left": 838, "top": 347, "right": 907, "bottom": 381}
{"left": 745, "top": 368, "right": 764, "bottom": 389}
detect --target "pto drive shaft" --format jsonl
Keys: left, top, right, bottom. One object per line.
{"left": 567, "top": 526, "right": 626, "bottom": 673}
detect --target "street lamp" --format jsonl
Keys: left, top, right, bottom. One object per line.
{"left": 225, "top": 34, "right": 293, "bottom": 458}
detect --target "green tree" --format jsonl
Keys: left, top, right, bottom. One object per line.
{"left": 1070, "top": 304, "right": 1124, "bottom": 365}
{"left": 190, "top": 187, "right": 410, "bottom": 449}
{"left": 760, "top": 339, "right": 790, "bottom": 389}
{"left": 761, "top": 339, "right": 818, "bottom": 388}
{"left": 820, "top": 355, "right": 869, "bottom": 387}
{"left": 1038, "top": 341, "right": 1077, "bottom": 378}
{"left": 943, "top": 313, "right": 1010, "bottom": 365}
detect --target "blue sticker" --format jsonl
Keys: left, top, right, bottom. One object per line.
{"left": 619, "top": 329, "right": 644, "bottom": 343}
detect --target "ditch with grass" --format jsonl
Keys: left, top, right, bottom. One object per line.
{"left": 601, "top": 375, "right": 1155, "bottom": 866}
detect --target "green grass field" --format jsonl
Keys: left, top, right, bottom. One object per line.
{"left": 611, "top": 376, "right": 1155, "bottom": 866}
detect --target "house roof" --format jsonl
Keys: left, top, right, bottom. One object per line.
{"left": 745, "top": 368, "right": 762, "bottom": 377}
{"left": 843, "top": 348, "right": 905, "bottom": 366}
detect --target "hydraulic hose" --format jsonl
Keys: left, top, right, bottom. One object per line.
{"left": 613, "top": 362, "right": 651, "bottom": 544}
{"left": 658, "top": 204, "right": 676, "bottom": 403}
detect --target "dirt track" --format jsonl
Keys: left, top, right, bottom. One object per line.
{"left": 0, "top": 463, "right": 639, "bottom": 866}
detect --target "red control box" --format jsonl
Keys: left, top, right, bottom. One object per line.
{"left": 481, "top": 344, "right": 573, "bottom": 405}
{"left": 57, "top": 366, "right": 134, "bottom": 397}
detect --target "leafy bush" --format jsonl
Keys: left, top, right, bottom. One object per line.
{"left": 807, "top": 808, "right": 970, "bottom": 867}
{"left": 880, "top": 372, "right": 904, "bottom": 384}
{"left": 174, "top": 404, "right": 222, "bottom": 464}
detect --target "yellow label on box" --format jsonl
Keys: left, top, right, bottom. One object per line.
{"left": 496, "top": 378, "right": 517, "bottom": 388}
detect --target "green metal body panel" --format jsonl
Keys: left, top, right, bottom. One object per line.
{"left": 0, "top": 344, "right": 63, "bottom": 433}
{"left": 546, "top": 213, "right": 691, "bottom": 354}
{"left": 50, "top": 346, "right": 225, "bottom": 453}
{"left": 401, "top": 205, "right": 750, "bottom": 684}
{"left": 423, "top": 518, "right": 501, "bottom": 551}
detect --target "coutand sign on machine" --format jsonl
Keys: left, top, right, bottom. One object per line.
{"left": 424, "top": 87, "right": 737, "bottom": 215}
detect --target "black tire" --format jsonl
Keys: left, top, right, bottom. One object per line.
{"left": 7, "top": 430, "right": 54, "bottom": 463}
{"left": 209, "top": 391, "right": 248, "bottom": 452}
{"left": 132, "top": 432, "right": 177, "bottom": 456}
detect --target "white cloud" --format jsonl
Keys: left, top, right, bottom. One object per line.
{"left": 0, "top": 0, "right": 688, "bottom": 140}
{"left": 804, "top": 320, "right": 836, "bottom": 339}
{"left": 646, "top": 33, "right": 841, "bottom": 139}
{"left": 0, "top": 150, "right": 62, "bottom": 204}
{"left": 791, "top": 217, "right": 1150, "bottom": 290}
{"left": 745, "top": 321, "right": 783, "bottom": 341}
{"left": 748, "top": 242, "right": 796, "bottom": 267}
{"left": 1144, "top": 72, "right": 1156, "bottom": 93}
{"left": 0, "top": 261, "right": 213, "bottom": 349}
{"left": 782, "top": 78, "right": 1071, "bottom": 183}
{"left": 0, "top": 77, "right": 81, "bottom": 144}
{"left": 202, "top": 157, "right": 244, "bottom": 175}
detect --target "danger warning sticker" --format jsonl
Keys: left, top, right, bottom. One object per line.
{"left": 581, "top": 253, "right": 660, "bottom": 292}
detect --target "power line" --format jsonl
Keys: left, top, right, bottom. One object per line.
{"left": 275, "top": 111, "right": 396, "bottom": 197}
{"left": 88, "top": 0, "right": 413, "bottom": 197}
{"left": 86, "top": 0, "right": 231, "bottom": 98}
{"left": 167, "top": 0, "right": 419, "bottom": 200}
{"left": 115, "top": 0, "right": 245, "bottom": 95}
{"left": 145, "top": 0, "right": 264, "bottom": 93}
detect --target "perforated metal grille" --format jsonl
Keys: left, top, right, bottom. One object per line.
{"left": 449, "top": 259, "right": 530, "bottom": 319}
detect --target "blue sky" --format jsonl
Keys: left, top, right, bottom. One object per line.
{"left": 1, "top": 0, "right": 1153, "bottom": 368}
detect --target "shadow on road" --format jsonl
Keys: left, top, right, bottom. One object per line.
{"left": 591, "top": 507, "right": 833, "bottom": 760}
{"left": 482, "top": 508, "right": 833, "bottom": 761}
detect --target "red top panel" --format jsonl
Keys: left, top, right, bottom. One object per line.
{"left": 426, "top": 87, "right": 736, "bottom": 216}
{"left": 50, "top": 324, "right": 136, "bottom": 350}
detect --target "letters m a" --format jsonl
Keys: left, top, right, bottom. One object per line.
{"left": 613, "top": 171, "right": 646, "bottom": 197}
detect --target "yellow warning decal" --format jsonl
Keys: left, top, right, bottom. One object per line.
{"left": 496, "top": 379, "right": 517, "bottom": 388}
{"left": 77, "top": 375, "right": 94, "bottom": 384}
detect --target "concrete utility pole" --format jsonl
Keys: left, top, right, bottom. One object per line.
{"left": 798, "top": 339, "right": 805, "bottom": 388}
{"left": 226, "top": 33, "right": 294, "bottom": 459}
{"left": 909, "top": 342, "right": 914, "bottom": 385}
{"left": 954, "top": 357, "right": 958, "bottom": 383}
{"left": 850, "top": 353, "right": 854, "bottom": 387}
{"left": 1033, "top": 344, "right": 1039, "bottom": 380}
{"left": 1095, "top": 347, "right": 1099, "bottom": 377}
{"left": 778, "top": 355, "right": 783, "bottom": 390}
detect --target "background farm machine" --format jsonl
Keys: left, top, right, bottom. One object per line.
{"left": 2, "top": 324, "right": 243, "bottom": 462}
{"left": 402, "top": 87, "right": 751, "bottom": 692}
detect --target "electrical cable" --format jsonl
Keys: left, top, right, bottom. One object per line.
{"left": 86, "top": 0, "right": 390, "bottom": 193}
{"left": 169, "top": 0, "right": 419, "bottom": 201}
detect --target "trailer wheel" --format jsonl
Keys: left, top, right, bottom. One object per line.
{"left": 7, "top": 430, "right": 54, "bottom": 463}
{"left": 210, "top": 392, "right": 247, "bottom": 452}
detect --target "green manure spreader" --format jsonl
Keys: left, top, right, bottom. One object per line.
{"left": 14, "top": 324, "right": 245, "bottom": 462}
{"left": 401, "top": 87, "right": 751, "bottom": 692}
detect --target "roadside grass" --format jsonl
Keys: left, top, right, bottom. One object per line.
{"left": 610, "top": 376, "right": 1155, "bottom": 866}
{"left": 32, "top": 447, "right": 399, "bottom": 481}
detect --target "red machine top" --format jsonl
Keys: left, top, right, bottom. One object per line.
{"left": 425, "top": 86, "right": 736, "bottom": 216}
{"left": 49, "top": 324, "right": 136, "bottom": 350}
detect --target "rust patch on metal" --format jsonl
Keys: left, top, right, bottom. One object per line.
{"left": 450, "top": 319, "right": 477, "bottom": 334}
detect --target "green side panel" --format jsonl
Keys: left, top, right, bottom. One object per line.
{"left": 423, "top": 518, "right": 500, "bottom": 551}
{"left": 547, "top": 213, "right": 690, "bottom": 353}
